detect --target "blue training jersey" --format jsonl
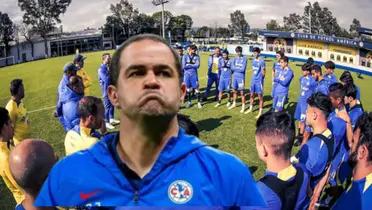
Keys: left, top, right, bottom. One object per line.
{"left": 232, "top": 56, "right": 247, "bottom": 78}
{"left": 349, "top": 104, "right": 364, "bottom": 130}
{"left": 35, "top": 129, "right": 266, "bottom": 207}
{"left": 274, "top": 67, "right": 294, "bottom": 96}
{"left": 219, "top": 58, "right": 232, "bottom": 79}
{"left": 98, "top": 64, "right": 110, "bottom": 97}
{"left": 324, "top": 73, "right": 338, "bottom": 86}
{"left": 315, "top": 78, "right": 329, "bottom": 95}
{"left": 332, "top": 173, "right": 372, "bottom": 210}
{"left": 298, "top": 76, "right": 317, "bottom": 102}
{"left": 272, "top": 62, "right": 282, "bottom": 78}
{"left": 251, "top": 58, "right": 265, "bottom": 83}
{"left": 182, "top": 54, "right": 200, "bottom": 75}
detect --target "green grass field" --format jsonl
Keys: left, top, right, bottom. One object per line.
{"left": 1, "top": 51, "right": 371, "bottom": 209}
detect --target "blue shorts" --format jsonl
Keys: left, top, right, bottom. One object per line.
{"left": 250, "top": 81, "right": 263, "bottom": 94}
{"left": 184, "top": 73, "right": 199, "bottom": 89}
{"left": 294, "top": 101, "right": 308, "bottom": 122}
{"left": 273, "top": 95, "right": 287, "bottom": 111}
{"left": 233, "top": 77, "right": 245, "bottom": 91}
{"left": 218, "top": 78, "right": 231, "bottom": 92}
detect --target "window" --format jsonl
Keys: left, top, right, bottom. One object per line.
{"left": 330, "top": 54, "right": 335, "bottom": 60}
{"left": 269, "top": 46, "right": 273, "bottom": 51}
{"left": 362, "top": 60, "right": 366, "bottom": 66}
{"left": 274, "top": 47, "right": 279, "bottom": 52}
{"left": 305, "top": 50, "right": 309, "bottom": 56}
{"left": 343, "top": 56, "right": 347, "bottom": 63}
{"left": 318, "top": 52, "right": 322, "bottom": 58}
{"left": 299, "top": 49, "right": 303, "bottom": 55}
{"left": 287, "top": 48, "right": 292, "bottom": 54}
{"left": 337, "top": 55, "right": 341, "bottom": 61}
{"left": 312, "top": 51, "right": 316, "bottom": 56}
{"left": 368, "top": 61, "right": 371, "bottom": 68}
{"left": 349, "top": 57, "right": 354, "bottom": 64}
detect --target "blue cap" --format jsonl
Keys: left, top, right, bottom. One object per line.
{"left": 73, "top": 54, "right": 86, "bottom": 63}
{"left": 63, "top": 63, "right": 77, "bottom": 72}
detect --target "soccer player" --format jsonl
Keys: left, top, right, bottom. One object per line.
{"left": 204, "top": 47, "right": 221, "bottom": 101}
{"left": 5, "top": 79, "right": 30, "bottom": 145}
{"left": 215, "top": 50, "right": 232, "bottom": 107}
{"left": 295, "top": 93, "right": 334, "bottom": 188}
{"left": 9, "top": 139, "right": 57, "bottom": 210}
{"left": 65, "top": 96, "right": 105, "bottom": 156}
{"left": 74, "top": 54, "right": 92, "bottom": 95}
{"left": 332, "top": 112, "right": 372, "bottom": 210}
{"left": 254, "top": 111, "right": 310, "bottom": 210}
{"left": 58, "top": 76, "right": 84, "bottom": 131}
{"left": 98, "top": 53, "right": 119, "bottom": 130}
{"left": 35, "top": 34, "right": 266, "bottom": 207}
{"left": 340, "top": 71, "right": 361, "bottom": 102}
{"left": 324, "top": 61, "right": 338, "bottom": 86}
{"left": 344, "top": 84, "right": 364, "bottom": 130}
{"left": 271, "top": 56, "right": 294, "bottom": 113}
{"left": 183, "top": 44, "right": 202, "bottom": 108}
{"left": 245, "top": 47, "right": 265, "bottom": 118}
{"left": 294, "top": 63, "right": 317, "bottom": 145}
{"left": 230, "top": 46, "right": 248, "bottom": 113}
{"left": 0, "top": 107, "right": 24, "bottom": 204}
{"left": 311, "top": 64, "right": 329, "bottom": 95}
{"left": 271, "top": 51, "right": 284, "bottom": 102}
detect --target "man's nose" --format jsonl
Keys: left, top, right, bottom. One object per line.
{"left": 144, "top": 70, "right": 160, "bottom": 89}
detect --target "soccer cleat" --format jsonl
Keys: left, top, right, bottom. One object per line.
{"left": 240, "top": 106, "right": 245, "bottom": 113}
{"left": 244, "top": 107, "right": 253, "bottom": 114}
{"left": 255, "top": 113, "right": 261, "bottom": 119}
{"left": 226, "top": 102, "right": 231, "bottom": 107}
{"left": 186, "top": 101, "right": 191, "bottom": 108}
{"left": 197, "top": 102, "right": 203, "bottom": 109}
{"left": 214, "top": 103, "right": 221, "bottom": 108}
{"left": 105, "top": 122, "right": 115, "bottom": 130}
{"left": 228, "top": 102, "right": 236, "bottom": 110}
{"left": 109, "top": 119, "right": 120, "bottom": 125}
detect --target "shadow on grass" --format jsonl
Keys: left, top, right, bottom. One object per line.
{"left": 197, "top": 115, "right": 232, "bottom": 132}
{"left": 249, "top": 165, "right": 258, "bottom": 175}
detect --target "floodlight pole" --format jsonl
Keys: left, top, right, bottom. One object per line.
{"left": 152, "top": 0, "right": 169, "bottom": 39}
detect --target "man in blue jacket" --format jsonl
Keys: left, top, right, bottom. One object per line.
{"left": 55, "top": 63, "right": 77, "bottom": 120}
{"left": 203, "top": 47, "right": 221, "bottom": 102}
{"left": 35, "top": 34, "right": 266, "bottom": 207}
{"left": 98, "top": 53, "right": 119, "bottom": 130}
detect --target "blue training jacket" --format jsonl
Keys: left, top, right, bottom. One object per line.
{"left": 58, "top": 85, "right": 83, "bottom": 131}
{"left": 182, "top": 54, "right": 200, "bottom": 75}
{"left": 231, "top": 56, "right": 247, "bottom": 78}
{"left": 273, "top": 67, "right": 294, "bottom": 96}
{"left": 219, "top": 58, "right": 232, "bottom": 79}
{"left": 35, "top": 129, "right": 266, "bottom": 207}
{"left": 98, "top": 64, "right": 110, "bottom": 97}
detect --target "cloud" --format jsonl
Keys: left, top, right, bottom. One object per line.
{"left": 0, "top": 0, "right": 371, "bottom": 32}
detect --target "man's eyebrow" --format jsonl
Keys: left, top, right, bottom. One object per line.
{"left": 125, "top": 64, "right": 174, "bottom": 71}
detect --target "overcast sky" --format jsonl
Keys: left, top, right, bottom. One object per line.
{"left": 1, "top": 0, "right": 371, "bottom": 32}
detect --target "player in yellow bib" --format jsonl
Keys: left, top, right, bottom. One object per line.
{"left": 74, "top": 54, "right": 92, "bottom": 95}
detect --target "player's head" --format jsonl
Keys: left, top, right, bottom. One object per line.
{"left": 177, "top": 114, "right": 199, "bottom": 137}
{"left": 306, "top": 57, "right": 315, "bottom": 66}
{"left": 348, "top": 112, "right": 372, "bottom": 169}
{"left": 176, "top": 46, "right": 183, "bottom": 56}
{"left": 301, "top": 63, "right": 312, "bottom": 77}
{"left": 0, "top": 107, "right": 14, "bottom": 143}
{"left": 253, "top": 47, "right": 260, "bottom": 58}
{"left": 78, "top": 96, "right": 104, "bottom": 129}
{"left": 102, "top": 53, "right": 111, "bottom": 65}
{"left": 306, "top": 92, "right": 333, "bottom": 127}
{"left": 108, "top": 34, "right": 185, "bottom": 121}
{"left": 255, "top": 111, "right": 295, "bottom": 162}
{"left": 279, "top": 56, "right": 289, "bottom": 69}
{"left": 188, "top": 44, "right": 197, "bottom": 55}
{"left": 235, "top": 46, "right": 243, "bottom": 56}
{"left": 68, "top": 75, "right": 84, "bottom": 95}
{"left": 276, "top": 50, "right": 284, "bottom": 60}
{"left": 214, "top": 47, "right": 221, "bottom": 56}
{"left": 9, "top": 139, "right": 57, "bottom": 197}
{"left": 328, "top": 83, "right": 345, "bottom": 108}
{"left": 10, "top": 79, "right": 24, "bottom": 100}
{"left": 324, "top": 60, "right": 335, "bottom": 75}
{"left": 339, "top": 71, "right": 354, "bottom": 86}
{"left": 311, "top": 64, "right": 322, "bottom": 81}
{"left": 222, "top": 49, "right": 229, "bottom": 60}
{"left": 73, "top": 54, "right": 86, "bottom": 68}
{"left": 63, "top": 63, "right": 77, "bottom": 78}
{"left": 344, "top": 84, "right": 358, "bottom": 105}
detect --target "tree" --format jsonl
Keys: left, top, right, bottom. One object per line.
{"left": 152, "top": 10, "right": 173, "bottom": 30}
{"left": 349, "top": 18, "right": 361, "bottom": 38}
{"left": 109, "top": 0, "right": 139, "bottom": 39}
{"left": 18, "top": 22, "right": 36, "bottom": 59}
{"left": 18, "top": 0, "right": 72, "bottom": 57}
{"left": 132, "top": 13, "right": 155, "bottom": 34}
{"left": 229, "top": 10, "right": 249, "bottom": 41}
{"left": 0, "top": 12, "right": 15, "bottom": 64}
{"left": 195, "top": 26, "right": 210, "bottom": 38}
{"left": 168, "top": 15, "right": 193, "bottom": 41}
{"left": 283, "top": 13, "right": 302, "bottom": 32}
{"left": 216, "top": 27, "right": 232, "bottom": 38}
{"left": 266, "top": 19, "right": 281, "bottom": 31}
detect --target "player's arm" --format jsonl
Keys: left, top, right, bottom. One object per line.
{"left": 337, "top": 111, "right": 353, "bottom": 148}
{"left": 190, "top": 56, "right": 200, "bottom": 69}
{"left": 309, "top": 166, "right": 331, "bottom": 210}
{"left": 276, "top": 70, "right": 292, "bottom": 86}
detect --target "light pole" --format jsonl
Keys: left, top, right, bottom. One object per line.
{"left": 152, "top": 0, "right": 169, "bottom": 39}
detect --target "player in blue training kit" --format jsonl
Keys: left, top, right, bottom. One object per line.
{"left": 36, "top": 34, "right": 266, "bottom": 208}
{"left": 245, "top": 47, "right": 265, "bottom": 118}
{"left": 294, "top": 63, "right": 317, "bottom": 144}
{"left": 215, "top": 50, "right": 232, "bottom": 107}
{"left": 229, "top": 46, "right": 247, "bottom": 113}
{"left": 249, "top": 111, "right": 310, "bottom": 210}
{"left": 332, "top": 112, "right": 372, "bottom": 210}
{"left": 324, "top": 61, "right": 338, "bottom": 86}
{"left": 344, "top": 84, "right": 364, "bottom": 129}
{"left": 271, "top": 56, "right": 293, "bottom": 112}
{"left": 182, "top": 44, "right": 202, "bottom": 109}
{"left": 204, "top": 47, "right": 221, "bottom": 102}
{"left": 311, "top": 64, "right": 329, "bottom": 95}
{"left": 271, "top": 51, "right": 284, "bottom": 103}
{"left": 340, "top": 71, "right": 361, "bottom": 102}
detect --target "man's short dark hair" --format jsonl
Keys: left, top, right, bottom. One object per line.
{"left": 253, "top": 47, "right": 260, "bottom": 53}
{"left": 306, "top": 57, "right": 315, "bottom": 65}
{"left": 10, "top": 79, "right": 23, "bottom": 96}
{"left": 324, "top": 61, "right": 335, "bottom": 69}
{"left": 78, "top": 96, "right": 103, "bottom": 119}
{"left": 354, "top": 112, "right": 372, "bottom": 161}
{"left": 307, "top": 92, "right": 333, "bottom": 118}
{"left": 0, "top": 107, "right": 10, "bottom": 132}
{"left": 302, "top": 63, "right": 312, "bottom": 72}
{"left": 102, "top": 53, "right": 110, "bottom": 60}
{"left": 280, "top": 56, "right": 289, "bottom": 63}
{"left": 340, "top": 71, "right": 354, "bottom": 85}
{"left": 276, "top": 50, "right": 284, "bottom": 58}
{"left": 311, "top": 64, "right": 322, "bottom": 74}
{"left": 256, "top": 111, "right": 295, "bottom": 159}
{"left": 236, "top": 46, "right": 243, "bottom": 53}
{"left": 329, "top": 83, "right": 345, "bottom": 99}
{"left": 344, "top": 84, "right": 357, "bottom": 100}
{"left": 109, "top": 34, "right": 182, "bottom": 86}
{"left": 189, "top": 44, "right": 197, "bottom": 50}
{"left": 177, "top": 114, "right": 199, "bottom": 137}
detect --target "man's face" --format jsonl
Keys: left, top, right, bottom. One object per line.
{"left": 276, "top": 53, "right": 281, "bottom": 61}
{"left": 305, "top": 106, "right": 316, "bottom": 127}
{"left": 311, "top": 70, "right": 319, "bottom": 81}
{"left": 344, "top": 96, "right": 352, "bottom": 105}
{"left": 109, "top": 40, "right": 186, "bottom": 119}
{"left": 280, "top": 60, "right": 287, "bottom": 69}
{"left": 214, "top": 48, "right": 220, "bottom": 56}
{"left": 222, "top": 53, "right": 228, "bottom": 60}
{"left": 302, "top": 70, "right": 309, "bottom": 77}
{"left": 0, "top": 119, "right": 14, "bottom": 142}
{"left": 236, "top": 51, "right": 242, "bottom": 57}
{"left": 66, "top": 70, "right": 77, "bottom": 78}
{"left": 104, "top": 55, "right": 111, "bottom": 65}
{"left": 253, "top": 51, "right": 259, "bottom": 58}
{"left": 78, "top": 60, "right": 84, "bottom": 68}
{"left": 326, "top": 68, "right": 333, "bottom": 75}
{"left": 177, "top": 49, "right": 183, "bottom": 56}
{"left": 189, "top": 48, "right": 196, "bottom": 55}
{"left": 329, "top": 95, "right": 340, "bottom": 108}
